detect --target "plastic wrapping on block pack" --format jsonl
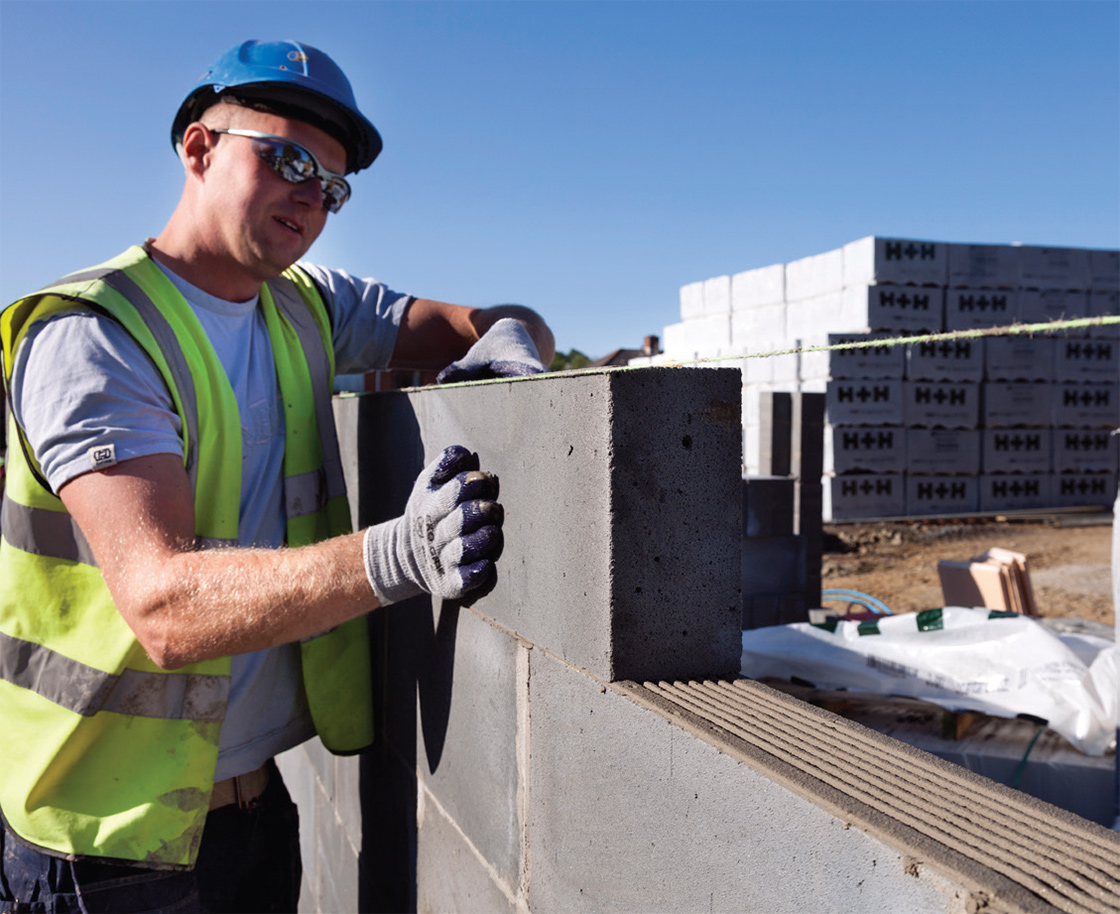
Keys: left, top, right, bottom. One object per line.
{"left": 741, "top": 606, "right": 1116, "bottom": 756}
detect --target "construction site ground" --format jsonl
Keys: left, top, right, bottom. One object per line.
{"left": 821, "top": 510, "right": 1116, "bottom": 631}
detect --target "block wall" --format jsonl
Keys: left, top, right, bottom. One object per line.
{"left": 661, "top": 237, "right": 1120, "bottom": 520}
{"left": 275, "top": 369, "right": 1001, "bottom": 913}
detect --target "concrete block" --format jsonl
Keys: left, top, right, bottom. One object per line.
{"left": 703, "top": 275, "right": 732, "bottom": 315}
{"left": 1018, "top": 289, "right": 1088, "bottom": 326}
{"left": 661, "top": 314, "right": 732, "bottom": 360}
{"left": 785, "top": 292, "right": 842, "bottom": 337}
{"left": 823, "top": 333, "right": 907, "bottom": 380}
{"left": 1088, "top": 290, "right": 1120, "bottom": 339}
{"left": 334, "top": 754, "right": 364, "bottom": 858}
{"left": 732, "top": 263, "right": 785, "bottom": 310}
{"left": 1017, "top": 245, "right": 1091, "bottom": 290}
{"left": 978, "top": 474, "right": 1052, "bottom": 513}
{"left": 981, "top": 382, "right": 1052, "bottom": 428}
{"left": 758, "top": 390, "right": 792, "bottom": 477}
{"left": 743, "top": 477, "right": 795, "bottom": 538}
{"left": 906, "top": 428, "right": 981, "bottom": 476}
{"left": 906, "top": 338, "right": 983, "bottom": 382}
{"left": 334, "top": 368, "right": 743, "bottom": 684}
{"left": 743, "top": 382, "right": 776, "bottom": 431}
{"left": 739, "top": 344, "right": 774, "bottom": 384}
{"left": 903, "top": 382, "right": 980, "bottom": 429}
{"left": 1088, "top": 249, "right": 1120, "bottom": 291}
{"left": 790, "top": 391, "right": 825, "bottom": 476}
{"left": 736, "top": 337, "right": 797, "bottom": 383}
{"left": 1054, "top": 338, "right": 1120, "bottom": 383}
{"left": 943, "top": 289, "right": 1017, "bottom": 332}
{"left": 661, "top": 321, "right": 691, "bottom": 358}
{"left": 947, "top": 243, "right": 1019, "bottom": 289}
{"left": 905, "top": 475, "right": 980, "bottom": 516}
{"left": 1053, "top": 383, "right": 1119, "bottom": 428}
{"left": 826, "top": 379, "right": 904, "bottom": 426}
{"left": 526, "top": 652, "right": 958, "bottom": 914}
{"left": 842, "top": 236, "right": 949, "bottom": 288}
{"left": 1053, "top": 428, "right": 1119, "bottom": 474}
{"left": 743, "top": 426, "right": 761, "bottom": 476}
{"left": 416, "top": 787, "right": 519, "bottom": 914}
{"left": 1053, "top": 473, "right": 1118, "bottom": 508}
{"left": 823, "top": 474, "right": 905, "bottom": 521}
{"left": 840, "top": 285, "right": 944, "bottom": 333}
{"left": 785, "top": 247, "right": 844, "bottom": 302}
{"left": 680, "top": 281, "right": 705, "bottom": 320}
{"left": 984, "top": 337, "right": 1055, "bottom": 381}
{"left": 742, "top": 535, "right": 806, "bottom": 594}
{"left": 319, "top": 818, "right": 362, "bottom": 914}
{"left": 743, "top": 593, "right": 810, "bottom": 629}
{"left": 414, "top": 609, "right": 525, "bottom": 886}
{"left": 981, "top": 428, "right": 1052, "bottom": 474}
{"left": 731, "top": 304, "right": 786, "bottom": 351}
{"left": 824, "top": 425, "right": 905, "bottom": 475}
{"left": 797, "top": 334, "right": 831, "bottom": 383}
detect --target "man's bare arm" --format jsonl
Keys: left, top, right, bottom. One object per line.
{"left": 60, "top": 454, "right": 376, "bottom": 670}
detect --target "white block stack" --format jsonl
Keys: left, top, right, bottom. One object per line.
{"left": 659, "top": 236, "right": 1120, "bottom": 518}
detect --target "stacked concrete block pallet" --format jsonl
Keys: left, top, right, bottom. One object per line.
{"left": 663, "top": 236, "right": 1120, "bottom": 521}
{"left": 742, "top": 391, "right": 825, "bottom": 630}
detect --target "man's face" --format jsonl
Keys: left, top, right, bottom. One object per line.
{"left": 198, "top": 106, "right": 349, "bottom": 285}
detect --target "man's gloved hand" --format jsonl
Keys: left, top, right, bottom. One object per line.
{"left": 436, "top": 318, "right": 547, "bottom": 384}
{"left": 363, "top": 446, "right": 504, "bottom": 605}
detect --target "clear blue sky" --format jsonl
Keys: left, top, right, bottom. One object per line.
{"left": 2, "top": 1, "right": 1117, "bottom": 360}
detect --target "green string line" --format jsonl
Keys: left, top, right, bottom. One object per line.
{"left": 394, "top": 314, "right": 1120, "bottom": 392}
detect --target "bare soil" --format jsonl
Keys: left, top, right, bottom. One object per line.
{"left": 821, "top": 512, "right": 1115, "bottom": 628}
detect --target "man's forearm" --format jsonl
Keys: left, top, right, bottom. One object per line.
{"left": 116, "top": 532, "right": 376, "bottom": 670}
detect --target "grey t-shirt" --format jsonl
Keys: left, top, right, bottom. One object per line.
{"left": 9, "top": 256, "right": 410, "bottom": 779}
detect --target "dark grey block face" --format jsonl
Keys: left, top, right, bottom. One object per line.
{"left": 414, "top": 607, "right": 524, "bottom": 885}
{"left": 335, "top": 367, "right": 742, "bottom": 682}
{"left": 524, "top": 650, "right": 954, "bottom": 914}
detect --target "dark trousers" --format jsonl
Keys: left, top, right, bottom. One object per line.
{"left": 0, "top": 765, "right": 301, "bottom": 914}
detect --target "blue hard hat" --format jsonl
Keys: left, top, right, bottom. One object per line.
{"left": 172, "top": 40, "right": 382, "bottom": 173}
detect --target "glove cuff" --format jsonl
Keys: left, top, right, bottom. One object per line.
{"left": 363, "top": 522, "right": 426, "bottom": 606}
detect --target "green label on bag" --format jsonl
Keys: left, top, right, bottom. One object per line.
{"left": 916, "top": 609, "right": 944, "bottom": 632}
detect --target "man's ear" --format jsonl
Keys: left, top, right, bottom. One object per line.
{"left": 178, "top": 122, "right": 215, "bottom": 176}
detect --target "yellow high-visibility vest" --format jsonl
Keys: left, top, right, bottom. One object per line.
{"left": 0, "top": 246, "right": 373, "bottom": 868}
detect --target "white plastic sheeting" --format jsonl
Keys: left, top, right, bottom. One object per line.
{"left": 741, "top": 606, "right": 1116, "bottom": 756}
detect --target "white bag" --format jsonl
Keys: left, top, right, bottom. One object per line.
{"left": 741, "top": 606, "right": 1116, "bottom": 756}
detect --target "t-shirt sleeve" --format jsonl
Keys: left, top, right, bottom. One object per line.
{"left": 9, "top": 310, "right": 184, "bottom": 493}
{"left": 297, "top": 262, "right": 412, "bottom": 374}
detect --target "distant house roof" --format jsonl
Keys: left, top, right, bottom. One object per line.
{"left": 586, "top": 348, "right": 644, "bottom": 368}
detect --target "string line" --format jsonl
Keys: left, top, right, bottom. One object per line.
{"left": 427, "top": 314, "right": 1120, "bottom": 390}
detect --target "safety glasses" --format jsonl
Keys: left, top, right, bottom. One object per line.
{"left": 210, "top": 127, "right": 351, "bottom": 214}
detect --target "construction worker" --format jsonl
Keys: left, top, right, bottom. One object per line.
{"left": 0, "top": 39, "right": 554, "bottom": 912}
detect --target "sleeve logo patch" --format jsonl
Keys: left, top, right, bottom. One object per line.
{"left": 88, "top": 443, "right": 117, "bottom": 470}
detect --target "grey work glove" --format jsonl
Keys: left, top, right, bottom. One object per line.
{"left": 436, "top": 317, "right": 547, "bottom": 384}
{"left": 363, "top": 446, "right": 504, "bottom": 605}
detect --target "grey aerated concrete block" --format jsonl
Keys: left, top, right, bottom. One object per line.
{"left": 414, "top": 607, "right": 526, "bottom": 886}
{"left": 333, "top": 367, "right": 743, "bottom": 683}
{"left": 525, "top": 649, "right": 957, "bottom": 914}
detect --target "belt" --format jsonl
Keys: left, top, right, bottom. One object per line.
{"left": 209, "top": 761, "right": 271, "bottom": 812}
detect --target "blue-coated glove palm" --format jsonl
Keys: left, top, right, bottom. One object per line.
{"left": 363, "top": 446, "right": 504, "bottom": 605}
{"left": 436, "top": 318, "right": 546, "bottom": 384}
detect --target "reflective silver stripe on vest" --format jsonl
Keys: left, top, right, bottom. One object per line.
{"left": 2, "top": 497, "right": 236, "bottom": 563}
{"left": 0, "top": 631, "right": 228, "bottom": 721}
{"left": 40, "top": 267, "right": 201, "bottom": 488}
{"left": 267, "top": 276, "right": 347, "bottom": 519}
{"left": 2, "top": 497, "right": 98, "bottom": 566}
